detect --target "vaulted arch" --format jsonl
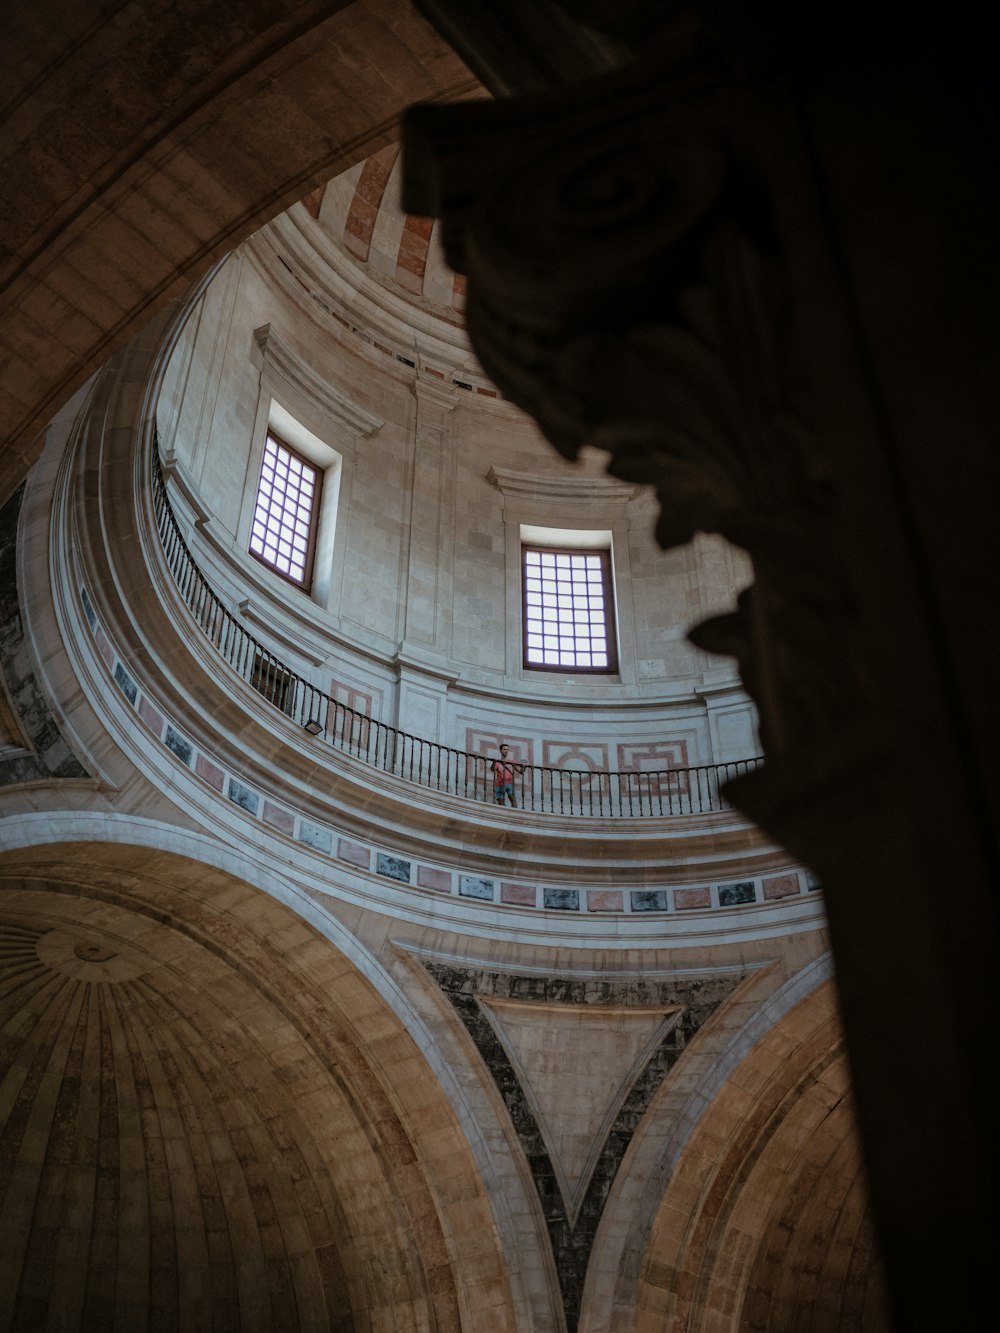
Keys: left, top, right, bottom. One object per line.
{"left": 0, "top": 0, "right": 476, "bottom": 490}
{"left": 0, "top": 841, "right": 517, "bottom": 1331}
{"left": 632, "top": 982, "right": 890, "bottom": 1332}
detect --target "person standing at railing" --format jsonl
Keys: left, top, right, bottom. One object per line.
{"left": 493, "top": 744, "right": 523, "bottom": 807}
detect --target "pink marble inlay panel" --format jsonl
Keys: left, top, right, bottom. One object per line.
{"left": 137, "top": 696, "right": 164, "bottom": 736}
{"left": 94, "top": 626, "right": 114, "bottom": 667}
{"left": 262, "top": 800, "right": 295, "bottom": 834}
{"left": 587, "top": 890, "right": 623, "bottom": 912}
{"left": 616, "top": 740, "right": 691, "bottom": 798}
{"left": 542, "top": 740, "right": 608, "bottom": 772}
{"left": 195, "top": 753, "right": 225, "bottom": 791}
{"left": 417, "top": 866, "right": 452, "bottom": 892}
{"left": 501, "top": 883, "right": 536, "bottom": 907}
{"left": 762, "top": 872, "right": 801, "bottom": 900}
{"left": 466, "top": 730, "right": 533, "bottom": 767}
{"left": 674, "top": 886, "right": 711, "bottom": 911}
{"left": 337, "top": 839, "right": 370, "bottom": 870}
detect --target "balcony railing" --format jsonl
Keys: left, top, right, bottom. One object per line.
{"left": 152, "top": 448, "right": 760, "bottom": 816}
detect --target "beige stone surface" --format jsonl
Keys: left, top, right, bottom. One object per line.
{"left": 0, "top": 10, "right": 897, "bottom": 1327}
{"left": 480, "top": 997, "right": 680, "bottom": 1222}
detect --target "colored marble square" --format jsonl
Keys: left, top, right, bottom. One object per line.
{"left": 113, "top": 662, "right": 137, "bottom": 705}
{"left": 377, "top": 853, "right": 411, "bottom": 884}
{"left": 228, "top": 779, "right": 259, "bottom": 816}
{"left": 298, "top": 820, "right": 332, "bottom": 854}
{"left": 338, "top": 839, "right": 370, "bottom": 870}
{"left": 263, "top": 800, "right": 295, "bottom": 834}
{"left": 501, "top": 883, "right": 536, "bottom": 907}
{"left": 631, "top": 890, "right": 669, "bottom": 912}
{"left": 81, "top": 586, "right": 96, "bottom": 628}
{"left": 459, "top": 875, "right": 494, "bottom": 901}
{"left": 94, "top": 625, "right": 114, "bottom": 667}
{"left": 719, "top": 880, "right": 757, "bottom": 906}
{"left": 805, "top": 871, "right": 822, "bottom": 892}
{"left": 137, "top": 696, "right": 163, "bottom": 736}
{"left": 762, "top": 872, "right": 800, "bottom": 901}
{"left": 674, "top": 886, "right": 711, "bottom": 911}
{"left": 417, "top": 866, "right": 451, "bottom": 892}
{"left": 195, "top": 753, "right": 225, "bottom": 791}
{"left": 164, "top": 726, "right": 192, "bottom": 766}
{"left": 586, "top": 890, "right": 623, "bottom": 912}
{"left": 544, "top": 888, "right": 580, "bottom": 911}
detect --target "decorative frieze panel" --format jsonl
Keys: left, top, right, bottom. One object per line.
{"left": 327, "top": 678, "right": 374, "bottom": 747}
{"left": 76, "top": 579, "right": 811, "bottom": 919}
{"left": 465, "top": 728, "right": 534, "bottom": 766}
{"left": 616, "top": 738, "right": 691, "bottom": 798}
{"left": 541, "top": 739, "right": 609, "bottom": 773}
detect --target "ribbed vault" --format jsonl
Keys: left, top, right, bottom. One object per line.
{"left": 0, "top": 844, "right": 515, "bottom": 1332}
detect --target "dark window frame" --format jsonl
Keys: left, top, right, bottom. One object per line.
{"left": 521, "top": 544, "right": 619, "bottom": 674}
{"left": 248, "top": 431, "right": 322, "bottom": 591}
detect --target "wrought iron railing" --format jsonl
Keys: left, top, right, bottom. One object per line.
{"left": 151, "top": 449, "right": 760, "bottom": 816}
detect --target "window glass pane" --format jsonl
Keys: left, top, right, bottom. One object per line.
{"left": 248, "top": 433, "right": 321, "bottom": 586}
{"left": 521, "top": 542, "right": 616, "bottom": 673}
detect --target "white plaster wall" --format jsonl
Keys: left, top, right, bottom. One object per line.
{"left": 154, "top": 230, "right": 760, "bottom": 765}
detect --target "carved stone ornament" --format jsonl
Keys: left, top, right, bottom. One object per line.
{"left": 403, "top": 57, "right": 879, "bottom": 767}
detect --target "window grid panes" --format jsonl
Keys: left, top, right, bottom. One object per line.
{"left": 522, "top": 546, "right": 617, "bottom": 673}
{"left": 249, "top": 434, "right": 320, "bottom": 588}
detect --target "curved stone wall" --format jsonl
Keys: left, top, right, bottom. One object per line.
{"left": 0, "top": 123, "right": 883, "bottom": 1333}
{"left": 7, "top": 297, "right": 809, "bottom": 941}
{"left": 0, "top": 289, "right": 881, "bottom": 1330}
{"left": 153, "top": 197, "right": 760, "bottom": 770}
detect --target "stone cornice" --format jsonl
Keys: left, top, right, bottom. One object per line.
{"left": 253, "top": 323, "right": 384, "bottom": 440}
{"left": 487, "top": 464, "right": 635, "bottom": 503}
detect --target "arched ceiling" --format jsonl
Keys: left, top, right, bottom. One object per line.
{"left": 308, "top": 144, "right": 467, "bottom": 326}
{"left": 631, "top": 982, "right": 891, "bottom": 1333}
{"left": 0, "top": 0, "right": 478, "bottom": 499}
{"left": 0, "top": 844, "right": 516, "bottom": 1332}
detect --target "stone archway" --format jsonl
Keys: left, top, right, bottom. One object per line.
{"left": 631, "top": 982, "right": 889, "bottom": 1333}
{"left": 0, "top": 0, "right": 477, "bottom": 489}
{"left": 0, "top": 842, "right": 516, "bottom": 1331}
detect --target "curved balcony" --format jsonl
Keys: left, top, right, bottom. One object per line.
{"left": 8, "top": 289, "right": 819, "bottom": 939}
{"left": 153, "top": 445, "right": 762, "bottom": 819}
